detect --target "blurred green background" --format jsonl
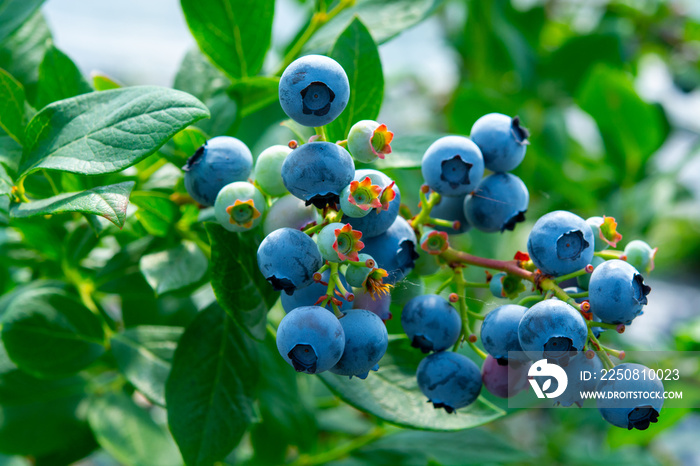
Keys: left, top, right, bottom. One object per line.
{"left": 2, "top": 0, "right": 700, "bottom": 464}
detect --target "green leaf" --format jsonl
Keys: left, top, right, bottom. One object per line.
{"left": 166, "top": 303, "right": 258, "bottom": 466}
{"left": 0, "top": 0, "right": 44, "bottom": 44}
{"left": 92, "top": 72, "right": 121, "bottom": 91}
{"left": 0, "top": 289, "right": 106, "bottom": 379}
{"left": 326, "top": 17, "right": 383, "bottom": 143}
{"left": 180, "top": 0, "right": 275, "bottom": 79}
{"left": 111, "top": 326, "right": 183, "bottom": 406}
{"left": 0, "top": 131, "right": 22, "bottom": 174}
{"left": 0, "top": 68, "right": 25, "bottom": 144}
{"left": 87, "top": 389, "right": 181, "bottom": 466}
{"left": 139, "top": 241, "right": 208, "bottom": 296}
{"left": 228, "top": 76, "right": 280, "bottom": 117}
{"left": 305, "top": 0, "right": 443, "bottom": 53}
{"left": 318, "top": 341, "right": 504, "bottom": 430}
{"left": 372, "top": 133, "right": 445, "bottom": 169}
{"left": 353, "top": 429, "right": 532, "bottom": 464}
{"left": 35, "top": 44, "right": 92, "bottom": 109}
{"left": 205, "top": 223, "right": 278, "bottom": 340}
{"left": 131, "top": 191, "right": 180, "bottom": 237}
{"left": 576, "top": 65, "right": 667, "bottom": 185}
{"left": 0, "top": 163, "right": 11, "bottom": 197}
{"left": 10, "top": 181, "right": 135, "bottom": 228}
{"left": 19, "top": 86, "right": 210, "bottom": 177}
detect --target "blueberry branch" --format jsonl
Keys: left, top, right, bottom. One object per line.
{"left": 451, "top": 267, "right": 487, "bottom": 359}
{"left": 587, "top": 328, "right": 615, "bottom": 370}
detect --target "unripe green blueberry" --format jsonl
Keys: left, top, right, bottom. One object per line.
{"left": 347, "top": 120, "right": 393, "bottom": 163}
{"left": 317, "top": 223, "right": 365, "bottom": 263}
{"left": 624, "top": 240, "right": 657, "bottom": 274}
{"left": 214, "top": 182, "right": 266, "bottom": 232}
{"left": 344, "top": 253, "right": 375, "bottom": 287}
{"left": 254, "top": 145, "right": 292, "bottom": 197}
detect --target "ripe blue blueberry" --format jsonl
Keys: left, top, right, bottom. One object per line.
{"left": 588, "top": 259, "right": 651, "bottom": 325}
{"left": 361, "top": 216, "right": 418, "bottom": 285}
{"left": 430, "top": 193, "right": 470, "bottom": 234}
{"left": 352, "top": 288, "right": 392, "bottom": 322}
{"left": 417, "top": 351, "right": 482, "bottom": 413}
{"left": 263, "top": 194, "right": 320, "bottom": 236}
{"left": 480, "top": 304, "right": 529, "bottom": 362}
{"left": 518, "top": 299, "right": 588, "bottom": 365}
{"left": 279, "top": 55, "right": 350, "bottom": 127}
{"left": 281, "top": 141, "right": 354, "bottom": 209}
{"left": 183, "top": 136, "right": 253, "bottom": 206}
{"left": 257, "top": 227, "right": 323, "bottom": 295}
{"left": 281, "top": 270, "right": 352, "bottom": 314}
{"left": 213, "top": 182, "right": 266, "bottom": 232}
{"left": 464, "top": 173, "right": 528, "bottom": 232}
{"left": 526, "top": 210, "right": 595, "bottom": 277}
{"left": 401, "top": 294, "right": 461, "bottom": 353}
{"left": 330, "top": 309, "right": 388, "bottom": 379}
{"left": 556, "top": 352, "right": 603, "bottom": 407}
{"left": 276, "top": 306, "right": 345, "bottom": 374}
{"left": 481, "top": 355, "right": 530, "bottom": 399}
{"left": 597, "top": 363, "right": 664, "bottom": 430}
{"left": 469, "top": 113, "right": 529, "bottom": 172}
{"left": 421, "top": 136, "right": 484, "bottom": 197}
{"left": 253, "top": 144, "right": 292, "bottom": 197}
{"left": 413, "top": 245, "right": 442, "bottom": 276}
{"left": 343, "top": 169, "right": 400, "bottom": 238}
{"left": 624, "top": 240, "right": 657, "bottom": 274}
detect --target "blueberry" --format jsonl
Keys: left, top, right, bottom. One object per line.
{"left": 183, "top": 136, "right": 253, "bottom": 206}
{"left": 361, "top": 216, "right": 418, "bottom": 285}
{"left": 344, "top": 253, "right": 376, "bottom": 288}
{"left": 330, "top": 309, "right": 388, "bottom": 379}
{"left": 342, "top": 169, "right": 400, "bottom": 238}
{"left": 555, "top": 352, "right": 603, "bottom": 407}
{"left": 597, "top": 363, "right": 664, "bottom": 430}
{"left": 526, "top": 210, "right": 595, "bottom": 277}
{"left": 430, "top": 194, "right": 470, "bottom": 234}
{"left": 480, "top": 304, "right": 529, "bottom": 362}
{"left": 575, "top": 255, "right": 604, "bottom": 290}
{"left": 469, "top": 113, "right": 529, "bottom": 172}
{"left": 276, "top": 306, "right": 345, "bottom": 374}
{"left": 262, "top": 194, "right": 320, "bottom": 236}
{"left": 213, "top": 182, "right": 266, "bottom": 232}
{"left": 412, "top": 246, "right": 442, "bottom": 276}
{"left": 281, "top": 270, "right": 352, "bottom": 314}
{"left": 417, "top": 351, "right": 482, "bottom": 413}
{"left": 464, "top": 173, "right": 528, "bottom": 233}
{"left": 588, "top": 259, "right": 651, "bottom": 325}
{"left": 518, "top": 299, "right": 588, "bottom": 365}
{"left": 281, "top": 141, "right": 354, "bottom": 209}
{"left": 481, "top": 355, "right": 530, "bottom": 399}
{"left": 317, "top": 222, "right": 364, "bottom": 263}
{"left": 624, "top": 240, "right": 657, "bottom": 274}
{"left": 347, "top": 120, "right": 393, "bottom": 163}
{"left": 421, "top": 136, "right": 484, "bottom": 197}
{"left": 257, "top": 227, "right": 323, "bottom": 295}
{"left": 253, "top": 144, "right": 292, "bottom": 197}
{"left": 279, "top": 55, "right": 349, "bottom": 127}
{"left": 352, "top": 287, "right": 392, "bottom": 322}
{"left": 401, "top": 294, "right": 461, "bottom": 353}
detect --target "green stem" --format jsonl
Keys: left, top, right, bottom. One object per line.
{"left": 518, "top": 294, "right": 544, "bottom": 306}
{"left": 410, "top": 191, "right": 441, "bottom": 229}
{"left": 594, "top": 250, "right": 624, "bottom": 260}
{"left": 588, "top": 328, "right": 615, "bottom": 370}
{"left": 587, "top": 320, "right": 619, "bottom": 330}
{"left": 289, "top": 427, "right": 385, "bottom": 466}
{"left": 42, "top": 170, "right": 59, "bottom": 195}
{"left": 451, "top": 267, "right": 487, "bottom": 359}
{"left": 303, "top": 221, "right": 328, "bottom": 236}
{"left": 554, "top": 267, "right": 590, "bottom": 283}
{"left": 315, "top": 125, "right": 328, "bottom": 142}
{"left": 13, "top": 176, "right": 30, "bottom": 203}
{"left": 464, "top": 281, "right": 489, "bottom": 288}
{"left": 427, "top": 217, "right": 455, "bottom": 229}
{"left": 568, "top": 291, "right": 589, "bottom": 299}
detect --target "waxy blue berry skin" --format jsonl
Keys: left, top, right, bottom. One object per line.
{"left": 480, "top": 304, "right": 529, "bottom": 362}
{"left": 282, "top": 141, "right": 355, "bottom": 209}
{"left": 276, "top": 306, "right": 345, "bottom": 374}
{"left": 281, "top": 270, "right": 352, "bottom": 314}
{"left": 588, "top": 259, "right": 651, "bottom": 325}
{"left": 361, "top": 216, "right": 418, "bottom": 285}
{"left": 481, "top": 355, "right": 530, "bottom": 399}
{"left": 470, "top": 113, "right": 529, "bottom": 172}
{"left": 183, "top": 136, "right": 253, "bottom": 206}
{"left": 526, "top": 210, "right": 595, "bottom": 277}
{"left": 430, "top": 194, "right": 470, "bottom": 234}
{"left": 556, "top": 352, "right": 603, "bottom": 407}
{"left": 330, "top": 309, "right": 388, "bottom": 379}
{"left": 257, "top": 227, "right": 323, "bottom": 295}
{"left": 352, "top": 288, "right": 392, "bottom": 322}
{"left": 518, "top": 299, "right": 588, "bottom": 366}
{"left": 421, "top": 136, "right": 484, "bottom": 197}
{"left": 279, "top": 55, "right": 350, "bottom": 127}
{"left": 597, "top": 363, "right": 664, "bottom": 430}
{"left": 343, "top": 169, "right": 400, "bottom": 238}
{"left": 417, "top": 351, "right": 482, "bottom": 413}
{"left": 464, "top": 173, "right": 529, "bottom": 233}
{"left": 401, "top": 294, "right": 461, "bottom": 353}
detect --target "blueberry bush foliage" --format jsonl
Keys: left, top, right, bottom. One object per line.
{"left": 1, "top": 0, "right": 699, "bottom": 465}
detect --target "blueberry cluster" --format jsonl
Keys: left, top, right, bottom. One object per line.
{"left": 182, "top": 54, "right": 662, "bottom": 430}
